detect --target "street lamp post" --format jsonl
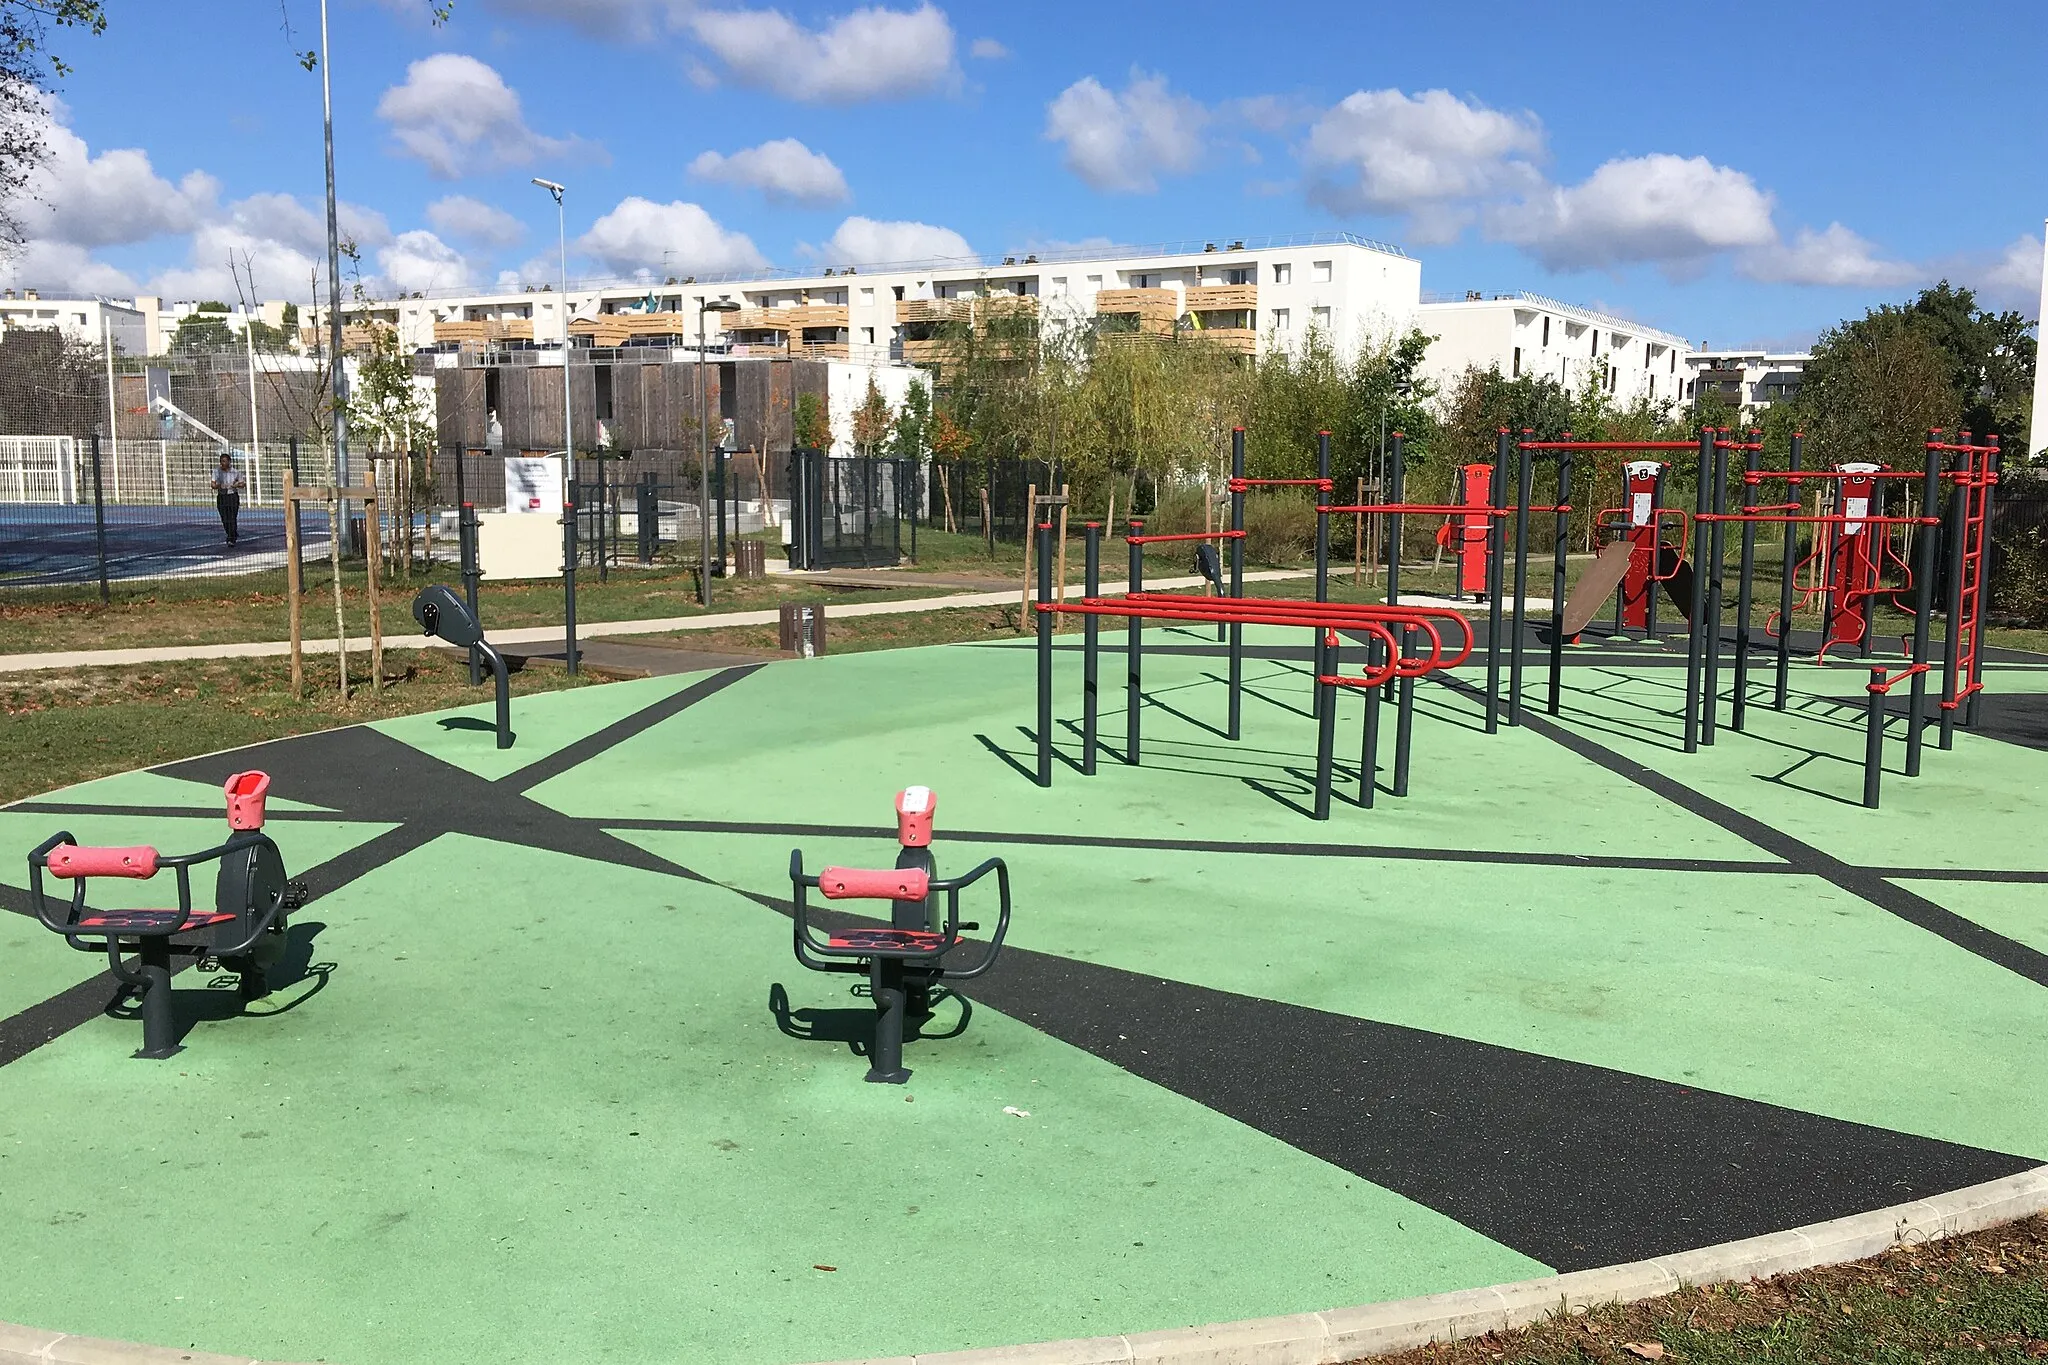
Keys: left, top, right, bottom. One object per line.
{"left": 532, "top": 177, "right": 576, "bottom": 673}
{"left": 318, "top": 0, "right": 348, "bottom": 510}
{"left": 697, "top": 297, "right": 741, "bottom": 607}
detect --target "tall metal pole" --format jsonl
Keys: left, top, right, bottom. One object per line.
{"left": 318, "top": 0, "right": 347, "bottom": 501}
{"left": 698, "top": 302, "right": 712, "bottom": 607}
{"left": 533, "top": 178, "right": 577, "bottom": 674}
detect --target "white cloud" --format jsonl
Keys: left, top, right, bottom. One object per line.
{"left": 379, "top": 230, "right": 475, "bottom": 295}
{"left": 689, "top": 138, "right": 850, "bottom": 206}
{"left": 477, "top": 0, "right": 690, "bottom": 41}
{"left": 0, "top": 241, "right": 140, "bottom": 294}
{"left": 3, "top": 98, "right": 216, "bottom": 251}
{"left": 1739, "top": 222, "right": 1920, "bottom": 289}
{"left": 968, "top": 36, "right": 1008, "bottom": 59}
{"left": 427, "top": 194, "right": 527, "bottom": 248}
{"left": 689, "top": 4, "right": 958, "bottom": 102}
{"left": 1044, "top": 71, "right": 1207, "bottom": 194}
{"left": 575, "top": 197, "right": 766, "bottom": 276}
{"left": 376, "top": 53, "right": 591, "bottom": 179}
{"left": 1303, "top": 88, "right": 1543, "bottom": 240}
{"left": 818, "top": 216, "right": 971, "bottom": 267}
{"left": 1487, "top": 153, "right": 1776, "bottom": 273}
{"left": 1965, "top": 233, "right": 2045, "bottom": 314}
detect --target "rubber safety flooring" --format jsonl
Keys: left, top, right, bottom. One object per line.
{"left": 1, "top": 626, "right": 2046, "bottom": 1364}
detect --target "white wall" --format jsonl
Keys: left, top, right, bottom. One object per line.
{"left": 1416, "top": 297, "right": 1690, "bottom": 411}
{"left": 825, "top": 361, "right": 926, "bottom": 457}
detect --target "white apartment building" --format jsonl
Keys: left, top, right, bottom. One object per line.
{"left": 1413, "top": 292, "right": 1694, "bottom": 410}
{"left": 1684, "top": 348, "right": 1810, "bottom": 413}
{"left": 308, "top": 232, "right": 1425, "bottom": 366}
{"left": 0, "top": 290, "right": 148, "bottom": 354}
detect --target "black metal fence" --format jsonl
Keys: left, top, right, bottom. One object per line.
{"left": 921, "top": 459, "right": 1160, "bottom": 544}
{"left": 788, "top": 449, "right": 914, "bottom": 570}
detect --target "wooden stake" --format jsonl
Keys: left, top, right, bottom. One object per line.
{"left": 980, "top": 486, "right": 992, "bottom": 556}
{"left": 1353, "top": 476, "right": 1364, "bottom": 586}
{"left": 1055, "top": 482, "right": 1070, "bottom": 617}
{"left": 365, "top": 488, "right": 384, "bottom": 689}
{"left": 285, "top": 469, "right": 303, "bottom": 698}
{"left": 1021, "top": 480, "right": 1036, "bottom": 632}
{"left": 1105, "top": 487, "right": 1116, "bottom": 549}
{"left": 328, "top": 492, "right": 349, "bottom": 702}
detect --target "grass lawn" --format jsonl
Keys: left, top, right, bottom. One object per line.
{"left": 0, "top": 648, "right": 594, "bottom": 805}
{"left": 1365, "top": 1215, "right": 2048, "bottom": 1364}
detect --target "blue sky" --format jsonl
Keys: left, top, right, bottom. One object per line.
{"left": 10, "top": 0, "right": 2045, "bottom": 348}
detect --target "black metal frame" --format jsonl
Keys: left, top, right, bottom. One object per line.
{"left": 788, "top": 851, "right": 1012, "bottom": 1084}
{"left": 27, "top": 829, "right": 300, "bottom": 1059}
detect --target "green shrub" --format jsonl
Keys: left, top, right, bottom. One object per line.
{"left": 1243, "top": 490, "right": 1317, "bottom": 565}
{"left": 1136, "top": 483, "right": 1211, "bottom": 537}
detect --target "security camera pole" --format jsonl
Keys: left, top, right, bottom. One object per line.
{"left": 532, "top": 177, "right": 577, "bottom": 673}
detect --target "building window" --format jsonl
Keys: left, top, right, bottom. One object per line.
{"left": 1591, "top": 329, "right": 1599, "bottom": 355}
{"left": 1013, "top": 281, "right": 1027, "bottom": 296}
{"left": 861, "top": 327, "right": 875, "bottom": 344}
{"left": 1050, "top": 276, "right": 1068, "bottom": 297}
{"left": 1272, "top": 308, "right": 1291, "bottom": 331}
{"left": 1133, "top": 273, "right": 1155, "bottom": 288}
{"left": 1312, "top": 306, "right": 1332, "bottom": 330}
{"left": 1272, "top": 263, "right": 1291, "bottom": 285}
{"left": 1541, "top": 316, "right": 1550, "bottom": 347}
{"left": 1312, "top": 260, "right": 1332, "bottom": 283}
{"left": 1513, "top": 347, "right": 1521, "bottom": 377}
{"left": 1086, "top": 274, "right": 1102, "bottom": 288}
{"left": 892, "top": 285, "right": 905, "bottom": 300}
{"left": 1226, "top": 267, "right": 1252, "bottom": 285}
{"left": 860, "top": 287, "right": 875, "bottom": 303}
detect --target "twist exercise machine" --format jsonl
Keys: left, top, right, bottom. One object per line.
{"left": 27, "top": 772, "right": 308, "bottom": 1058}
{"left": 788, "top": 787, "right": 1012, "bottom": 1083}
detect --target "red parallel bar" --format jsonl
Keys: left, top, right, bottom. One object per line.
{"left": 1230, "top": 477, "right": 1334, "bottom": 492}
{"left": 1516, "top": 440, "right": 1698, "bottom": 451}
{"left": 1695, "top": 513, "right": 1940, "bottom": 526}
{"left": 1122, "top": 592, "right": 1476, "bottom": 669}
{"left": 1317, "top": 503, "right": 1571, "bottom": 515}
{"left": 1927, "top": 442, "right": 2002, "bottom": 454}
{"left": 1867, "top": 663, "right": 1933, "bottom": 695}
{"left": 1047, "top": 598, "right": 1460, "bottom": 673}
{"left": 1125, "top": 530, "right": 1246, "bottom": 545}
{"left": 1713, "top": 440, "right": 1765, "bottom": 450}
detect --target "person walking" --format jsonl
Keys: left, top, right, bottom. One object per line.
{"left": 211, "top": 451, "right": 245, "bottom": 545}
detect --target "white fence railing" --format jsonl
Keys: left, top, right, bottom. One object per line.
{"left": 0, "top": 437, "right": 327, "bottom": 509}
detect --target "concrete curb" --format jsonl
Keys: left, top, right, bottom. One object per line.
{"left": 790, "top": 1164, "right": 2048, "bottom": 1365}
{"left": 4, "top": 1167, "right": 2043, "bottom": 1365}
{"left": 0, "top": 570, "right": 1309, "bottom": 675}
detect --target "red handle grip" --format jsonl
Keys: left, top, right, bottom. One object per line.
{"left": 46, "top": 844, "right": 160, "bottom": 879}
{"left": 817, "top": 866, "right": 930, "bottom": 901}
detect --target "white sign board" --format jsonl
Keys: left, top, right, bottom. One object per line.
{"left": 505, "top": 456, "right": 563, "bottom": 515}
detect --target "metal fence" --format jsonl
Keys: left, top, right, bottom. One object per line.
{"left": 789, "top": 449, "right": 914, "bottom": 570}
{"left": 922, "top": 459, "right": 1158, "bottom": 544}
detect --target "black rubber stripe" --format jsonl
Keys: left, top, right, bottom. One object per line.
{"left": 1435, "top": 674, "right": 2048, "bottom": 989}
{"left": 759, "top": 893, "right": 2035, "bottom": 1272}
{"left": 508, "top": 664, "right": 761, "bottom": 792}
{"left": 603, "top": 817, "right": 1794, "bottom": 878}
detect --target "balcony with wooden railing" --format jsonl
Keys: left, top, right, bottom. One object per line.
{"left": 1186, "top": 284, "right": 1258, "bottom": 312}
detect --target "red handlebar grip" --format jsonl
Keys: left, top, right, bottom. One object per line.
{"left": 46, "top": 844, "right": 160, "bottom": 879}
{"left": 817, "top": 867, "right": 931, "bottom": 901}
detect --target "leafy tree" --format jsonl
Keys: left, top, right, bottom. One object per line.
{"left": 1898, "top": 282, "right": 2035, "bottom": 442}
{"left": 791, "top": 390, "right": 831, "bottom": 451}
{"left": 170, "top": 314, "right": 236, "bottom": 352}
{"left": 1799, "top": 308, "right": 1962, "bottom": 467}
{"left": 247, "top": 318, "right": 292, "bottom": 350}
{"left": 889, "top": 377, "right": 930, "bottom": 460}
{"left": 0, "top": 1, "right": 106, "bottom": 244}
{"left": 850, "top": 375, "right": 894, "bottom": 457}
{"left": 345, "top": 322, "right": 432, "bottom": 452}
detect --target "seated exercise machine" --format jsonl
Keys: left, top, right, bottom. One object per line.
{"left": 27, "top": 772, "right": 308, "bottom": 1058}
{"left": 787, "top": 787, "right": 1012, "bottom": 1083}
{"left": 414, "top": 584, "right": 513, "bottom": 749}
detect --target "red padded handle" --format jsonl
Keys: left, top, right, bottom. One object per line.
{"left": 224, "top": 770, "right": 271, "bottom": 831}
{"left": 817, "top": 866, "right": 930, "bottom": 901}
{"left": 47, "top": 845, "right": 159, "bottom": 879}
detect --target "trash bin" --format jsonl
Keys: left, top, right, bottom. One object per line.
{"left": 779, "top": 602, "right": 826, "bottom": 657}
{"left": 734, "top": 539, "right": 766, "bottom": 579}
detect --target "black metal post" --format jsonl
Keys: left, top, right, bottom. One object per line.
{"left": 562, "top": 494, "right": 579, "bottom": 675}
{"left": 1733, "top": 437, "right": 1759, "bottom": 732}
{"left": 867, "top": 957, "right": 910, "bottom": 1084}
{"left": 135, "top": 938, "right": 178, "bottom": 1059}
{"left": 1485, "top": 429, "right": 1508, "bottom": 733}
{"left": 1083, "top": 523, "right": 1100, "bottom": 775}
{"left": 1702, "top": 435, "right": 1728, "bottom": 745}
{"left": 1646, "top": 465, "right": 1667, "bottom": 644}
{"left": 1312, "top": 430, "right": 1330, "bottom": 721}
{"left": 1359, "top": 633, "right": 1380, "bottom": 808}
{"left": 291, "top": 437, "right": 307, "bottom": 583}
{"left": 1683, "top": 428, "right": 1713, "bottom": 752}
{"left": 1228, "top": 428, "right": 1245, "bottom": 739}
{"left": 1548, "top": 448, "right": 1570, "bottom": 714}
{"left": 1863, "top": 667, "right": 1886, "bottom": 809}
{"left": 714, "top": 450, "right": 728, "bottom": 577}
{"left": 1508, "top": 434, "right": 1532, "bottom": 724}
{"left": 1968, "top": 439, "right": 2000, "bottom": 728}
{"left": 88, "top": 433, "right": 110, "bottom": 605}
{"left": 596, "top": 459, "right": 610, "bottom": 583}
{"left": 1393, "top": 626, "right": 1415, "bottom": 797}
{"left": 1905, "top": 436, "right": 1941, "bottom": 777}
{"left": 1127, "top": 526, "right": 1144, "bottom": 765}
{"left": 1036, "top": 520, "right": 1054, "bottom": 788}
{"left": 1314, "top": 632, "right": 1336, "bottom": 821}
{"left": 1939, "top": 446, "right": 1966, "bottom": 750}
{"left": 460, "top": 502, "right": 482, "bottom": 685}
{"left": 1776, "top": 434, "right": 1801, "bottom": 709}
{"left": 1386, "top": 432, "right": 1406, "bottom": 604}
{"left": 477, "top": 639, "right": 514, "bottom": 749}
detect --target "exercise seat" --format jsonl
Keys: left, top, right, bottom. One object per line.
{"left": 788, "top": 787, "right": 1012, "bottom": 1084}
{"left": 26, "top": 771, "right": 309, "bottom": 1059}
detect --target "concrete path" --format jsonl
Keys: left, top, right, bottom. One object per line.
{"left": 0, "top": 569, "right": 1311, "bottom": 675}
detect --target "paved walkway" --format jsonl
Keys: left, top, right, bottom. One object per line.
{"left": 0, "top": 569, "right": 1312, "bottom": 675}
